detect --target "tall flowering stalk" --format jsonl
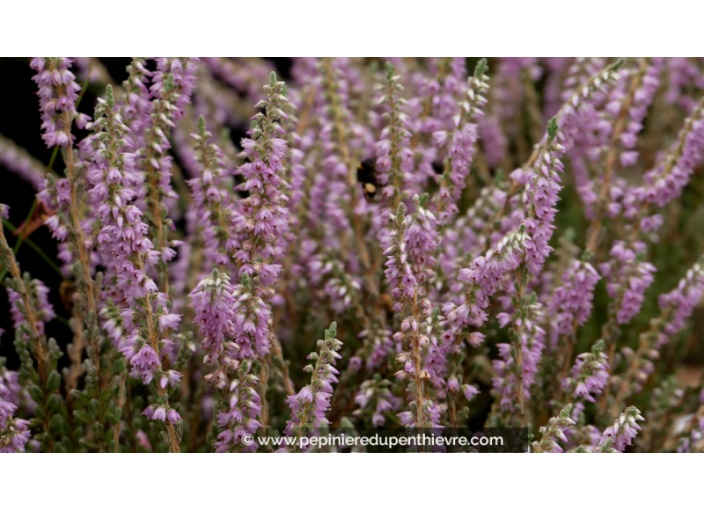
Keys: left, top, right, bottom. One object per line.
{"left": 433, "top": 58, "right": 490, "bottom": 224}
{"left": 32, "top": 57, "right": 102, "bottom": 389}
{"left": 319, "top": 57, "right": 373, "bottom": 272}
{"left": 30, "top": 57, "right": 90, "bottom": 147}
{"left": 189, "top": 270, "right": 263, "bottom": 452}
{"left": 206, "top": 71, "right": 291, "bottom": 451}
{"left": 232, "top": 71, "right": 290, "bottom": 294}
{"left": 587, "top": 101, "right": 704, "bottom": 415}
{"left": 3, "top": 57, "right": 704, "bottom": 454}
{"left": 407, "top": 58, "right": 464, "bottom": 193}
{"left": 561, "top": 340, "right": 609, "bottom": 403}
{"left": 532, "top": 404, "right": 574, "bottom": 453}
{"left": 624, "top": 95, "right": 704, "bottom": 233}
{"left": 285, "top": 322, "right": 341, "bottom": 451}
{"left": 489, "top": 118, "right": 565, "bottom": 424}
{"left": 610, "top": 257, "right": 704, "bottom": 416}
{"left": 87, "top": 86, "right": 182, "bottom": 452}
{"left": 593, "top": 406, "right": 645, "bottom": 452}
{"left": 119, "top": 58, "right": 152, "bottom": 146}
{"left": 189, "top": 270, "right": 237, "bottom": 375}
{"left": 187, "top": 116, "right": 237, "bottom": 270}
{"left": 548, "top": 256, "right": 601, "bottom": 377}
{"left": 375, "top": 62, "right": 413, "bottom": 207}
{"left": 141, "top": 58, "right": 198, "bottom": 298}
{"left": 440, "top": 223, "right": 530, "bottom": 410}
{"left": 0, "top": 205, "right": 64, "bottom": 452}
{"left": 599, "top": 241, "right": 656, "bottom": 325}
{"left": 386, "top": 203, "right": 439, "bottom": 438}
{"left": 518, "top": 117, "right": 566, "bottom": 275}
{"left": 486, "top": 60, "right": 622, "bottom": 258}
{"left": 583, "top": 59, "right": 655, "bottom": 253}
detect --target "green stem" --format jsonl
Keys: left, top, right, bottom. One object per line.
{"left": 2, "top": 219, "right": 64, "bottom": 276}
{"left": 55, "top": 315, "right": 70, "bottom": 327}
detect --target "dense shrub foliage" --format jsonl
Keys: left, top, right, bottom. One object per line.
{"left": 1, "top": 57, "right": 704, "bottom": 453}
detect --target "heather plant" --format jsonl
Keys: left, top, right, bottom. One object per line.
{"left": 1, "top": 56, "right": 704, "bottom": 453}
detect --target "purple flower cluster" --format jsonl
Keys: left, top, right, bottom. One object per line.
{"left": 285, "top": 322, "right": 342, "bottom": 447}
{"left": 616, "top": 96, "right": 704, "bottom": 232}
{"left": 609, "top": 59, "right": 662, "bottom": 169}
{"left": 197, "top": 72, "right": 291, "bottom": 451}
{"left": 641, "top": 98, "right": 704, "bottom": 209}
{"left": 658, "top": 257, "right": 704, "bottom": 340}
{"left": 514, "top": 122, "right": 566, "bottom": 275}
{"left": 533, "top": 404, "right": 575, "bottom": 453}
{"left": 442, "top": 226, "right": 528, "bottom": 336}
{"left": 190, "top": 269, "right": 238, "bottom": 370}
{"left": 432, "top": 59, "right": 489, "bottom": 223}
{"left": 231, "top": 74, "right": 290, "bottom": 290}
{"left": 0, "top": 363, "right": 29, "bottom": 452}
{"left": 7, "top": 278, "right": 55, "bottom": 341}
{"left": 548, "top": 259, "right": 600, "bottom": 342}
{"left": 81, "top": 87, "right": 182, "bottom": 431}
{"left": 141, "top": 58, "right": 199, "bottom": 266}
{"left": 29, "top": 57, "right": 89, "bottom": 147}
{"left": 600, "top": 241, "right": 656, "bottom": 324}
{"left": 228, "top": 274, "right": 270, "bottom": 359}
{"left": 381, "top": 204, "right": 436, "bottom": 428}
{"left": 6, "top": 57, "right": 704, "bottom": 454}
{"left": 374, "top": 63, "right": 414, "bottom": 203}
{"left": 594, "top": 406, "right": 644, "bottom": 452}
{"left": 0, "top": 134, "right": 46, "bottom": 189}
{"left": 187, "top": 117, "right": 237, "bottom": 270}
{"left": 350, "top": 324, "right": 393, "bottom": 372}
{"left": 555, "top": 60, "right": 625, "bottom": 216}
{"left": 562, "top": 341, "right": 609, "bottom": 403}
{"left": 383, "top": 203, "right": 417, "bottom": 303}
{"left": 663, "top": 59, "right": 704, "bottom": 113}
{"left": 492, "top": 295, "right": 546, "bottom": 413}
{"left": 406, "top": 194, "right": 439, "bottom": 286}
{"left": 151, "top": 58, "right": 198, "bottom": 120}
{"left": 214, "top": 360, "right": 262, "bottom": 453}
{"left": 611, "top": 257, "right": 704, "bottom": 409}
{"left": 555, "top": 60, "right": 623, "bottom": 154}
{"left": 120, "top": 58, "right": 152, "bottom": 145}
{"left": 0, "top": 397, "right": 30, "bottom": 453}
{"left": 354, "top": 377, "right": 401, "bottom": 427}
